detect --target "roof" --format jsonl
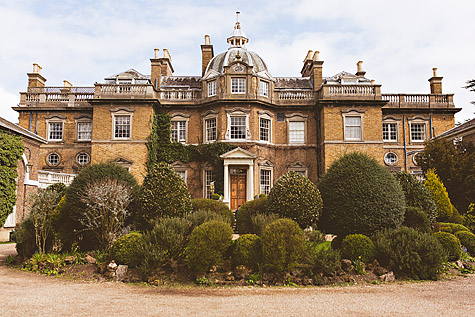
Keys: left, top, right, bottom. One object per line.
{"left": 161, "top": 76, "right": 201, "bottom": 89}
{"left": 104, "top": 68, "right": 150, "bottom": 81}
{"left": 325, "top": 71, "right": 371, "bottom": 84}
{"left": 205, "top": 48, "right": 270, "bottom": 77}
{"left": 274, "top": 77, "right": 312, "bottom": 89}
{"left": 435, "top": 118, "right": 475, "bottom": 139}
{"left": 0, "top": 117, "right": 47, "bottom": 143}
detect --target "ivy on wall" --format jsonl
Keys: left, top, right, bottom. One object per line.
{"left": 0, "top": 130, "right": 24, "bottom": 226}
{"left": 146, "top": 112, "right": 236, "bottom": 194}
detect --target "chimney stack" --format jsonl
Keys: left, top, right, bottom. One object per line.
{"left": 159, "top": 49, "right": 174, "bottom": 76}
{"left": 301, "top": 50, "right": 324, "bottom": 91}
{"left": 201, "top": 35, "right": 214, "bottom": 76}
{"left": 27, "top": 63, "right": 47, "bottom": 88}
{"left": 63, "top": 80, "right": 72, "bottom": 88}
{"left": 150, "top": 49, "right": 161, "bottom": 90}
{"left": 429, "top": 67, "right": 443, "bottom": 94}
{"left": 356, "top": 61, "right": 366, "bottom": 77}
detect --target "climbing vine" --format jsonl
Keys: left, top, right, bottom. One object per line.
{"left": 0, "top": 130, "right": 24, "bottom": 226}
{"left": 146, "top": 112, "right": 236, "bottom": 194}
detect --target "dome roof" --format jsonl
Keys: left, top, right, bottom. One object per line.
{"left": 205, "top": 48, "right": 269, "bottom": 75}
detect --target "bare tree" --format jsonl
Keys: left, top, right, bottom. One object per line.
{"left": 79, "top": 178, "right": 132, "bottom": 250}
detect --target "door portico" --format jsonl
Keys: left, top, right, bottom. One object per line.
{"left": 220, "top": 147, "right": 257, "bottom": 209}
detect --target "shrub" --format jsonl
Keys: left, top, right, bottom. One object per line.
{"left": 449, "top": 205, "right": 464, "bottom": 224}
{"left": 424, "top": 169, "right": 453, "bottom": 222}
{"left": 373, "top": 226, "right": 446, "bottom": 280}
{"left": 232, "top": 234, "right": 262, "bottom": 270}
{"left": 261, "top": 219, "right": 306, "bottom": 274}
{"left": 330, "top": 235, "right": 344, "bottom": 250}
{"left": 266, "top": 171, "right": 323, "bottom": 228}
{"left": 111, "top": 232, "right": 145, "bottom": 268}
{"left": 61, "top": 163, "right": 138, "bottom": 250}
{"left": 236, "top": 196, "right": 268, "bottom": 234}
{"left": 305, "top": 245, "right": 341, "bottom": 277}
{"left": 191, "top": 199, "right": 234, "bottom": 226}
{"left": 305, "top": 230, "right": 327, "bottom": 246}
{"left": 46, "top": 183, "right": 67, "bottom": 197}
{"left": 15, "top": 216, "right": 37, "bottom": 260}
{"left": 341, "top": 234, "right": 376, "bottom": 263}
{"left": 186, "top": 220, "right": 233, "bottom": 273}
{"left": 403, "top": 207, "right": 431, "bottom": 232}
{"left": 454, "top": 231, "right": 475, "bottom": 256}
{"left": 394, "top": 172, "right": 437, "bottom": 223}
{"left": 185, "top": 208, "right": 233, "bottom": 229}
{"left": 464, "top": 203, "right": 475, "bottom": 233}
{"left": 137, "top": 162, "right": 192, "bottom": 229}
{"left": 433, "top": 232, "right": 462, "bottom": 261}
{"left": 250, "top": 212, "right": 280, "bottom": 236}
{"left": 438, "top": 222, "right": 470, "bottom": 234}
{"left": 318, "top": 153, "right": 406, "bottom": 237}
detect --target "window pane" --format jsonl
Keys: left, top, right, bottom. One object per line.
{"left": 260, "top": 169, "right": 271, "bottom": 195}
{"left": 383, "top": 123, "right": 397, "bottom": 141}
{"left": 260, "top": 118, "right": 270, "bottom": 142}
{"left": 49, "top": 122, "right": 63, "bottom": 140}
{"left": 289, "top": 121, "right": 304, "bottom": 143}
{"left": 260, "top": 81, "right": 269, "bottom": 96}
{"left": 115, "top": 115, "right": 130, "bottom": 138}
{"left": 231, "top": 78, "right": 245, "bottom": 93}
{"left": 205, "top": 170, "right": 214, "bottom": 199}
{"left": 411, "top": 123, "right": 425, "bottom": 141}
{"left": 208, "top": 81, "right": 216, "bottom": 97}
{"left": 171, "top": 120, "right": 186, "bottom": 142}
{"left": 206, "top": 118, "right": 217, "bottom": 142}
{"left": 345, "top": 116, "right": 361, "bottom": 140}
{"left": 77, "top": 122, "right": 92, "bottom": 140}
{"left": 231, "top": 116, "right": 246, "bottom": 139}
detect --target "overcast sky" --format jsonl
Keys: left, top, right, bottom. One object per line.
{"left": 0, "top": 0, "right": 473, "bottom": 125}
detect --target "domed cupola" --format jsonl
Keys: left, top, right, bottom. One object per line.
{"left": 203, "top": 13, "right": 273, "bottom": 81}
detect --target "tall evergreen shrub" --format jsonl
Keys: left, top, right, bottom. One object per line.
{"left": 424, "top": 169, "right": 453, "bottom": 222}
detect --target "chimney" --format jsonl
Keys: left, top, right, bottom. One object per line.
{"left": 159, "top": 49, "right": 174, "bottom": 76}
{"left": 201, "top": 35, "right": 214, "bottom": 76}
{"left": 429, "top": 67, "right": 443, "bottom": 94}
{"left": 301, "top": 51, "right": 324, "bottom": 91}
{"left": 300, "top": 50, "right": 313, "bottom": 77}
{"left": 356, "top": 61, "right": 366, "bottom": 77}
{"left": 63, "top": 80, "right": 72, "bottom": 88}
{"left": 150, "top": 49, "right": 161, "bottom": 90}
{"left": 27, "top": 63, "right": 47, "bottom": 88}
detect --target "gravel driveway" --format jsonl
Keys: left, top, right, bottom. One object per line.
{"left": 1, "top": 244, "right": 474, "bottom": 316}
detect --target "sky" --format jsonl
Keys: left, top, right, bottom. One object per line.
{"left": 0, "top": 0, "right": 473, "bottom": 125}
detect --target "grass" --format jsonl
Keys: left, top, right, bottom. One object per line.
{"left": 0, "top": 241, "right": 15, "bottom": 244}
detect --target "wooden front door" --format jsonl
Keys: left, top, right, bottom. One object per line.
{"left": 230, "top": 168, "right": 247, "bottom": 211}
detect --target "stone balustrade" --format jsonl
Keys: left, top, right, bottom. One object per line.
{"left": 382, "top": 94, "right": 454, "bottom": 108}
{"left": 94, "top": 84, "right": 155, "bottom": 98}
{"left": 38, "top": 170, "right": 75, "bottom": 188}
{"left": 19, "top": 87, "right": 94, "bottom": 106}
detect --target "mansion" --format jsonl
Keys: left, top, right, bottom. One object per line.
{"left": 13, "top": 20, "right": 460, "bottom": 211}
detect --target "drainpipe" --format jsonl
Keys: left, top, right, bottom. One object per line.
{"left": 34, "top": 101, "right": 38, "bottom": 134}
{"left": 429, "top": 114, "right": 434, "bottom": 138}
{"left": 402, "top": 115, "right": 407, "bottom": 172}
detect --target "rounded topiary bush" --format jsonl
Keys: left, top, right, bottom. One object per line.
{"left": 60, "top": 163, "right": 138, "bottom": 250}
{"left": 434, "top": 232, "right": 462, "bottom": 261}
{"left": 191, "top": 199, "right": 234, "bottom": 226}
{"left": 236, "top": 196, "right": 268, "bottom": 234}
{"left": 318, "top": 153, "right": 405, "bottom": 237}
{"left": 341, "top": 234, "right": 375, "bottom": 263}
{"left": 373, "top": 226, "right": 446, "bottom": 280}
{"left": 395, "top": 172, "right": 437, "bottom": 223}
{"left": 266, "top": 171, "right": 322, "bottom": 228}
{"left": 403, "top": 207, "right": 431, "bottom": 232}
{"left": 137, "top": 162, "right": 192, "bottom": 229}
{"left": 187, "top": 220, "right": 234, "bottom": 273}
{"left": 454, "top": 231, "right": 475, "bottom": 256}
{"left": 261, "top": 219, "right": 306, "bottom": 274}
{"left": 232, "top": 234, "right": 262, "bottom": 270}
{"left": 110, "top": 232, "right": 145, "bottom": 268}
{"left": 424, "top": 169, "right": 453, "bottom": 222}
{"left": 438, "top": 222, "right": 470, "bottom": 234}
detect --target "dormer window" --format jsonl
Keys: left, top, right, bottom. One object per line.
{"left": 231, "top": 78, "right": 246, "bottom": 94}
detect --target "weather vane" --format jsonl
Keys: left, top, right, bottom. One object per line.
{"left": 236, "top": 11, "right": 240, "bottom": 23}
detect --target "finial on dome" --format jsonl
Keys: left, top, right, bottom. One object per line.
{"left": 227, "top": 11, "right": 248, "bottom": 48}
{"left": 236, "top": 11, "right": 240, "bottom": 23}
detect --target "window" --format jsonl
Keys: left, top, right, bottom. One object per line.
{"left": 344, "top": 116, "right": 362, "bottom": 140}
{"left": 382, "top": 123, "right": 397, "bottom": 142}
{"left": 410, "top": 123, "right": 426, "bottom": 142}
{"left": 171, "top": 121, "right": 187, "bottom": 143}
{"left": 289, "top": 121, "right": 305, "bottom": 144}
{"left": 260, "top": 118, "right": 270, "bottom": 142}
{"left": 205, "top": 118, "right": 217, "bottom": 142}
{"left": 48, "top": 122, "right": 63, "bottom": 141}
{"left": 76, "top": 152, "right": 90, "bottom": 165}
{"left": 260, "top": 81, "right": 269, "bottom": 97}
{"left": 77, "top": 122, "right": 92, "bottom": 141}
{"left": 114, "top": 115, "right": 131, "bottom": 139}
{"left": 260, "top": 169, "right": 272, "bottom": 195}
{"left": 231, "top": 78, "right": 246, "bottom": 94}
{"left": 204, "top": 170, "right": 214, "bottom": 199}
{"left": 47, "top": 152, "right": 60, "bottom": 166}
{"left": 384, "top": 152, "right": 398, "bottom": 166}
{"left": 208, "top": 80, "right": 217, "bottom": 97}
{"left": 230, "top": 116, "right": 246, "bottom": 140}
{"left": 176, "top": 170, "right": 186, "bottom": 183}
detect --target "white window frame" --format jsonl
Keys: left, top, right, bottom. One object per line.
{"left": 208, "top": 80, "right": 217, "bottom": 97}
{"left": 259, "top": 167, "right": 272, "bottom": 195}
{"left": 225, "top": 108, "right": 251, "bottom": 141}
{"left": 205, "top": 117, "right": 217, "bottom": 143}
{"left": 384, "top": 152, "right": 398, "bottom": 166}
{"left": 46, "top": 152, "right": 61, "bottom": 167}
{"left": 203, "top": 169, "right": 214, "bottom": 199}
{"left": 382, "top": 122, "right": 398, "bottom": 142}
{"left": 170, "top": 113, "right": 190, "bottom": 144}
{"left": 258, "top": 111, "right": 273, "bottom": 143}
{"left": 409, "top": 121, "right": 427, "bottom": 143}
{"left": 111, "top": 109, "right": 134, "bottom": 140}
{"left": 175, "top": 170, "right": 187, "bottom": 184}
{"left": 76, "top": 152, "right": 90, "bottom": 166}
{"left": 286, "top": 113, "right": 308, "bottom": 145}
{"left": 260, "top": 80, "right": 269, "bottom": 97}
{"left": 46, "top": 117, "right": 65, "bottom": 141}
{"left": 231, "top": 77, "right": 246, "bottom": 94}
{"left": 76, "top": 119, "right": 92, "bottom": 141}
{"left": 342, "top": 110, "right": 364, "bottom": 141}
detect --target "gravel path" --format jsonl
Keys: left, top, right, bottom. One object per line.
{"left": 1, "top": 244, "right": 475, "bottom": 316}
